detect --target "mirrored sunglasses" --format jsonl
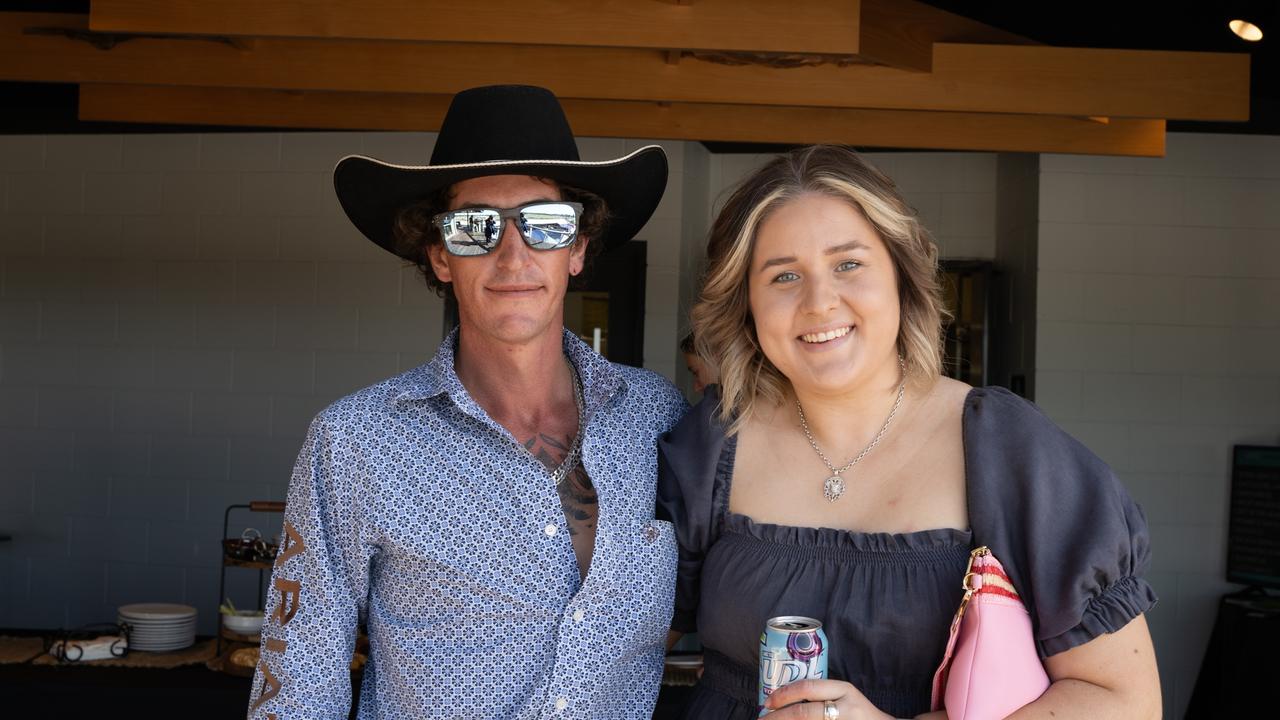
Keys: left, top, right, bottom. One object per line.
{"left": 433, "top": 201, "right": 584, "bottom": 256}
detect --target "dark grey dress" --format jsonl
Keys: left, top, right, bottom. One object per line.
{"left": 655, "top": 386, "right": 1157, "bottom": 719}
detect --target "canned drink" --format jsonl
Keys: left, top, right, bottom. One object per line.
{"left": 758, "top": 616, "right": 828, "bottom": 715}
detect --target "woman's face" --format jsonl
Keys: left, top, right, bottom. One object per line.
{"left": 747, "top": 193, "right": 901, "bottom": 398}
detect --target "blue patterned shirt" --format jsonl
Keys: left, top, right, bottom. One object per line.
{"left": 249, "top": 329, "right": 687, "bottom": 719}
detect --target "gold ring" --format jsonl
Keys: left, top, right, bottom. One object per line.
{"left": 823, "top": 700, "right": 840, "bottom": 719}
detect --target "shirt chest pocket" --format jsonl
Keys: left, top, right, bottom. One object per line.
{"left": 593, "top": 519, "right": 678, "bottom": 646}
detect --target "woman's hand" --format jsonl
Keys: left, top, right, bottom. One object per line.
{"left": 761, "top": 679, "right": 894, "bottom": 720}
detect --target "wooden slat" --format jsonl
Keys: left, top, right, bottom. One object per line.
{"left": 78, "top": 84, "right": 1168, "bottom": 157}
{"left": 89, "top": 0, "right": 867, "bottom": 54}
{"left": 857, "top": 0, "right": 1033, "bottom": 72}
{"left": 2, "top": 13, "right": 1248, "bottom": 121}
{"left": 938, "top": 43, "right": 1249, "bottom": 123}
{"left": 87, "top": 0, "right": 1030, "bottom": 68}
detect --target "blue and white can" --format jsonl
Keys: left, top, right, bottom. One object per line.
{"left": 759, "top": 615, "right": 828, "bottom": 715}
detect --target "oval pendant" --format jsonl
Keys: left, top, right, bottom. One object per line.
{"left": 823, "top": 475, "right": 846, "bottom": 502}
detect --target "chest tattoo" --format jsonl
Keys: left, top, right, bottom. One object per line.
{"left": 524, "top": 432, "right": 599, "bottom": 575}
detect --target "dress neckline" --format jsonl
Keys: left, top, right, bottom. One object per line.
{"left": 716, "top": 386, "right": 986, "bottom": 542}
{"left": 723, "top": 509, "right": 972, "bottom": 545}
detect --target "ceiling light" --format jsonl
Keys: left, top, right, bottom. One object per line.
{"left": 1229, "top": 19, "right": 1264, "bottom": 41}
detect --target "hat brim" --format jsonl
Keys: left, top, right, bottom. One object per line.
{"left": 334, "top": 145, "right": 668, "bottom": 261}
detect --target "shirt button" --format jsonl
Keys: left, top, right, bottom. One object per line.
{"left": 544, "top": 523, "right": 558, "bottom": 537}
{"left": 643, "top": 526, "right": 659, "bottom": 543}
{"left": 554, "top": 696, "right": 569, "bottom": 711}
{"left": 572, "top": 609, "right": 585, "bottom": 622}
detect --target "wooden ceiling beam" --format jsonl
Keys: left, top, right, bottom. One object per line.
{"left": 856, "top": 0, "right": 1033, "bottom": 72}
{"left": 78, "top": 84, "right": 1168, "bottom": 157}
{"left": 87, "top": 0, "right": 1030, "bottom": 71}
{"left": 1, "top": 13, "right": 1247, "bottom": 121}
{"left": 87, "top": 0, "right": 864, "bottom": 54}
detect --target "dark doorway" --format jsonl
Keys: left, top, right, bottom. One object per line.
{"left": 564, "top": 240, "right": 647, "bottom": 367}
{"left": 940, "top": 259, "right": 994, "bottom": 388}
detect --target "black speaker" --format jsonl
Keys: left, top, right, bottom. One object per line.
{"left": 1186, "top": 592, "right": 1280, "bottom": 718}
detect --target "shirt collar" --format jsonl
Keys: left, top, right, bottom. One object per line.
{"left": 392, "top": 327, "right": 625, "bottom": 419}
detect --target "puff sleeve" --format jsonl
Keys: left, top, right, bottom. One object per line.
{"left": 655, "top": 390, "right": 732, "bottom": 634}
{"left": 965, "top": 387, "right": 1158, "bottom": 658}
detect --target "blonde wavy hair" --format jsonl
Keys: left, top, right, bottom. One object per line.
{"left": 691, "top": 145, "right": 947, "bottom": 432}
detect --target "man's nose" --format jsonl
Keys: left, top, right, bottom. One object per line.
{"left": 492, "top": 217, "right": 530, "bottom": 267}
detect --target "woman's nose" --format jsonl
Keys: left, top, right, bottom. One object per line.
{"left": 800, "top": 275, "right": 839, "bottom": 314}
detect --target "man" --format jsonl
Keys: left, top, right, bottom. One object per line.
{"left": 249, "top": 85, "right": 686, "bottom": 719}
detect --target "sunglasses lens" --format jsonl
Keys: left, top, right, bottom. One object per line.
{"left": 439, "top": 210, "right": 501, "bottom": 256}
{"left": 519, "top": 203, "right": 579, "bottom": 250}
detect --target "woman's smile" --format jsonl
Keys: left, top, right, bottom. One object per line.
{"left": 798, "top": 325, "right": 853, "bottom": 345}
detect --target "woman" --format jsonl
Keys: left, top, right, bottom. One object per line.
{"left": 658, "top": 146, "right": 1160, "bottom": 719}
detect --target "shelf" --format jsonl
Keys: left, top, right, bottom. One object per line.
{"left": 208, "top": 647, "right": 258, "bottom": 678}
{"left": 218, "top": 502, "right": 282, "bottom": 657}
{"left": 219, "top": 627, "right": 261, "bottom": 644}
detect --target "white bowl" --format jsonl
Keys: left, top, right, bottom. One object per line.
{"left": 222, "top": 611, "right": 265, "bottom": 636}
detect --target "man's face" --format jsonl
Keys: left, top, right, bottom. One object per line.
{"left": 683, "top": 352, "right": 714, "bottom": 395}
{"left": 427, "top": 174, "right": 589, "bottom": 347}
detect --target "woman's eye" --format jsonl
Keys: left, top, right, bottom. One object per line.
{"left": 772, "top": 271, "right": 799, "bottom": 284}
{"left": 836, "top": 260, "right": 861, "bottom": 272}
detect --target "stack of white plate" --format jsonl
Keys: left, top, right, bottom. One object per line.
{"left": 118, "top": 603, "right": 198, "bottom": 652}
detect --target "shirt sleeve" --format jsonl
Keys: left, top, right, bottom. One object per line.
{"left": 965, "top": 387, "right": 1158, "bottom": 658}
{"left": 249, "top": 409, "right": 374, "bottom": 719}
{"left": 655, "top": 391, "right": 729, "bottom": 634}
{"left": 655, "top": 376, "right": 693, "bottom": 436}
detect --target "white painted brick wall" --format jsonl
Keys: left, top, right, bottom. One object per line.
{"left": 1037, "top": 132, "right": 1280, "bottom": 718}
{"left": 624, "top": 138, "right": 689, "bottom": 381}
{"left": 675, "top": 142, "right": 712, "bottom": 397}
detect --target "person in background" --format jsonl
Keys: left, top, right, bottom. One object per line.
{"left": 681, "top": 331, "right": 718, "bottom": 396}
{"left": 249, "top": 85, "right": 686, "bottom": 720}
{"left": 657, "top": 145, "right": 1160, "bottom": 719}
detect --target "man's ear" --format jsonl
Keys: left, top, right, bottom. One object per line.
{"left": 427, "top": 242, "right": 452, "bottom": 283}
{"left": 569, "top": 235, "right": 589, "bottom": 277}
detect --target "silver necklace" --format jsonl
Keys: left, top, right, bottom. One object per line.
{"left": 549, "top": 362, "right": 585, "bottom": 487}
{"left": 795, "top": 355, "right": 906, "bottom": 502}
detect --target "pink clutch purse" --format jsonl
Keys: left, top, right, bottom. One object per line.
{"left": 930, "top": 546, "right": 1050, "bottom": 719}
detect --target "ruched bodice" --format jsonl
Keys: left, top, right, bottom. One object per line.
{"left": 690, "top": 512, "right": 970, "bottom": 717}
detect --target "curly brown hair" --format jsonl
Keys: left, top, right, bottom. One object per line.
{"left": 393, "top": 180, "right": 611, "bottom": 297}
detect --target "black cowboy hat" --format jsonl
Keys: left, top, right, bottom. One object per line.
{"left": 334, "top": 85, "right": 668, "bottom": 260}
